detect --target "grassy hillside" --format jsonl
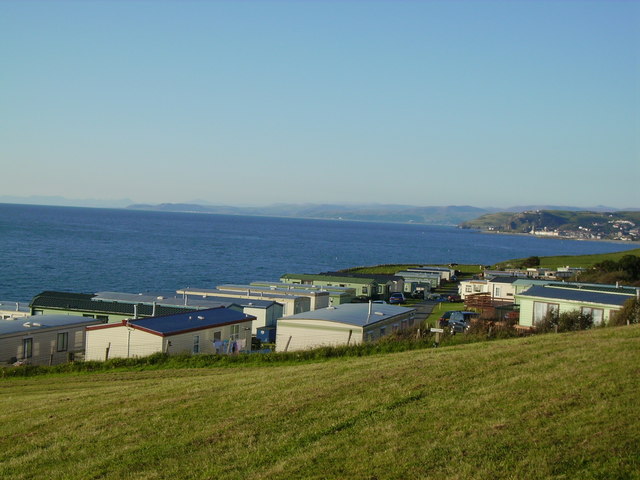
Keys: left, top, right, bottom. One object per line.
{"left": 495, "top": 248, "right": 640, "bottom": 269}
{"left": 461, "top": 209, "right": 640, "bottom": 234}
{"left": 1, "top": 326, "right": 639, "bottom": 479}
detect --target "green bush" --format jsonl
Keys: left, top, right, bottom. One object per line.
{"left": 609, "top": 297, "right": 639, "bottom": 326}
{"left": 535, "top": 310, "right": 594, "bottom": 333}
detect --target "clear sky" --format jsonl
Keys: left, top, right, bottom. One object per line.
{"left": 1, "top": 0, "right": 638, "bottom": 209}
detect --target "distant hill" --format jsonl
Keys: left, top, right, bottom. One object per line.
{"left": 127, "top": 203, "right": 496, "bottom": 225}
{"left": 460, "top": 210, "right": 640, "bottom": 241}
{"left": 126, "top": 203, "right": 640, "bottom": 227}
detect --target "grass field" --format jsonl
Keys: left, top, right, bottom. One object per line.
{"left": 424, "top": 301, "right": 468, "bottom": 326}
{"left": 343, "top": 249, "right": 640, "bottom": 275}
{"left": 494, "top": 248, "right": 640, "bottom": 270}
{"left": 2, "top": 326, "right": 638, "bottom": 479}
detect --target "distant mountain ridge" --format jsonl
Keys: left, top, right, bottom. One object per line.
{"left": 126, "top": 203, "right": 494, "bottom": 225}
{"left": 125, "top": 202, "right": 637, "bottom": 226}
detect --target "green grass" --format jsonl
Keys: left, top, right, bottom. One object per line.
{"left": 494, "top": 248, "right": 640, "bottom": 270}
{"left": 2, "top": 326, "right": 638, "bottom": 479}
{"left": 343, "top": 264, "right": 484, "bottom": 276}
{"left": 424, "top": 301, "right": 468, "bottom": 327}
{"left": 339, "top": 264, "right": 419, "bottom": 274}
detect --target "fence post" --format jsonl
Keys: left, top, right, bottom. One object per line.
{"left": 49, "top": 346, "right": 54, "bottom": 366}
{"left": 284, "top": 336, "right": 292, "bottom": 352}
{"left": 105, "top": 342, "right": 111, "bottom": 361}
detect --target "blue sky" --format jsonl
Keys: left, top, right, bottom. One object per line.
{"left": 1, "top": 0, "right": 638, "bottom": 208}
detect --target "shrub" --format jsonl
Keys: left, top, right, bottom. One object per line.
{"left": 535, "top": 310, "right": 594, "bottom": 333}
{"left": 609, "top": 297, "right": 640, "bottom": 326}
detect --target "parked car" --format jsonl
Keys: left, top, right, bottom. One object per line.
{"left": 447, "top": 294, "right": 461, "bottom": 302}
{"left": 439, "top": 310, "right": 479, "bottom": 329}
{"left": 450, "top": 311, "right": 480, "bottom": 323}
{"left": 448, "top": 311, "right": 480, "bottom": 333}
{"left": 438, "top": 310, "right": 456, "bottom": 328}
{"left": 389, "top": 292, "right": 406, "bottom": 304}
{"left": 449, "top": 319, "right": 471, "bottom": 334}
{"left": 412, "top": 288, "right": 426, "bottom": 299}
{"left": 426, "top": 293, "right": 445, "bottom": 302}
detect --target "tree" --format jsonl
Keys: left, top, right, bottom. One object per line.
{"left": 521, "top": 256, "right": 540, "bottom": 268}
{"left": 618, "top": 255, "right": 640, "bottom": 281}
{"left": 610, "top": 297, "right": 639, "bottom": 326}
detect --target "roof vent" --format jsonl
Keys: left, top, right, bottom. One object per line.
{"left": 157, "top": 296, "right": 165, "bottom": 300}
{"left": 197, "top": 316, "right": 205, "bottom": 320}
{"left": 23, "top": 322, "right": 31, "bottom": 327}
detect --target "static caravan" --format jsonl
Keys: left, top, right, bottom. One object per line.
{"left": 515, "top": 285, "right": 636, "bottom": 327}
{"left": 177, "top": 288, "right": 309, "bottom": 318}
{"left": 85, "top": 307, "right": 255, "bottom": 361}
{"left": 276, "top": 303, "right": 416, "bottom": 352}
{"left": 217, "top": 284, "right": 330, "bottom": 311}
{"left": 0, "top": 314, "right": 102, "bottom": 365}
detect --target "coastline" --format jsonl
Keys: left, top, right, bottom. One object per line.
{"left": 472, "top": 229, "right": 639, "bottom": 245}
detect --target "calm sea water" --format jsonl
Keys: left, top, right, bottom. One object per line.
{"left": 0, "top": 203, "right": 636, "bottom": 303}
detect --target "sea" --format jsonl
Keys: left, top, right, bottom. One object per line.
{"left": 0, "top": 203, "right": 637, "bottom": 304}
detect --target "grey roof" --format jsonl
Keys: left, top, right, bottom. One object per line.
{"left": 93, "top": 291, "right": 241, "bottom": 310}
{"left": 396, "top": 270, "right": 441, "bottom": 277}
{"left": 409, "top": 267, "right": 453, "bottom": 272}
{"left": 513, "top": 280, "right": 640, "bottom": 295}
{"left": 0, "top": 314, "right": 101, "bottom": 336}
{"left": 94, "top": 291, "right": 277, "bottom": 311}
{"left": 178, "top": 288, "right": 304, "bottom": 301}
{"left": 217, "top": 284, "right": 329, "bottom": 297}
{"left": 516, "top": 285, "right": 634, "bottom": 307}
{"left": 280, "top": 303, "right": 415, "bottom": 327}
{"left": 280, "top": 274, "right": 377, "bottom": 285}
{"left": 251, "top": 282, "right": 355, "bottom": 293}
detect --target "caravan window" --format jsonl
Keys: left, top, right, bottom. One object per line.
{"left": 57, "top": 332, "right": 68, "bottom": 352}
{"left": 533, "top": 302, "right": 559, "bottom": 323}
{"left": 581, "top": 307, "right": 604, "bottom": 325}
{"left": 23, "top": 338, "right": 33, "bottom": 359}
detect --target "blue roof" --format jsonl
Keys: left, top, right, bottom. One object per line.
{"left": 487, "top": 276, "right": 520, "bottom": 284}
{"left": 129, "top": 307, "right": 254, "bottom": 336}
{"left": 517, "top": 286, "right": 634, "bottom": 307}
